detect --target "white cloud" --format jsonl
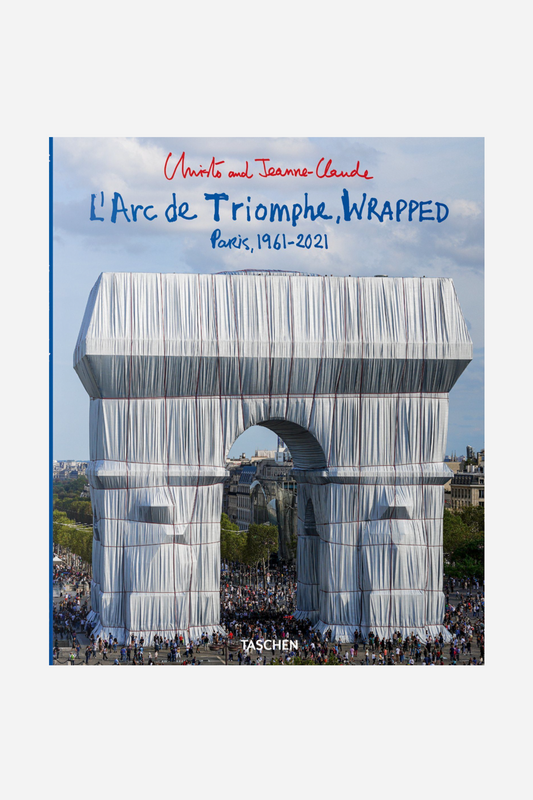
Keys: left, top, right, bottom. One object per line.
{"left": 449, "top": 199, "right": 482, "bottom": 218}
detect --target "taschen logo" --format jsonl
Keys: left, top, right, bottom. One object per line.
{"left": 240, "top": 639, "right": 298, "bottom": 653}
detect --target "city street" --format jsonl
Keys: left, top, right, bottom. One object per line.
{"left": 53, "top": 580, "right": 484, "bottom": 667}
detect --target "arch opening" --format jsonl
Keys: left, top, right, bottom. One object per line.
{"left": 256, "top": 419, "right": 327, "bottom": 471}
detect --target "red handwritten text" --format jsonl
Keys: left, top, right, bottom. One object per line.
{"left": 255, "top": 159, "right": 313, "bottom": 178}
{"left": 316, "top": 158, "right": 373, "bottom": 180}
{"left": 228, "top": 161, "right": 253, "bottom": 179}
{"left": 164, "top": 152, "right": 225, "bottom": 180}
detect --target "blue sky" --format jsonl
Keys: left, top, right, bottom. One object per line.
{"left": 53, "top": 137, "right": 484, "bottom": 459}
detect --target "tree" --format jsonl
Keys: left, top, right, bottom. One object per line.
{"left": 53, "top": 510, "right": 72, "bottom": 546}
{"left": 459, "top": 505, "right": 484, "bottom": 535}
{"left": 442, "top": 506, "right": 484, "bottom": 579}
{"left": 220, "top": 513, "right": 245, "bottom": 564}
{"left": 442, "top": 508, "right": 467, "bottom": 562}
{"left": 53, "top": 509, "right": 93, "bottom": 566}
{"left": 244, "top": 523, "right": 279, "bottom": 588}
{"left": 53, "top": 476, "right": 93, "bottom": 522}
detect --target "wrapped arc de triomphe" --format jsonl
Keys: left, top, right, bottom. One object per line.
{"left": 74, "top": 271, "right": 472, "bottom": 644}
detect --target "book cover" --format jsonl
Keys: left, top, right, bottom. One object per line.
{"left": 51, "top": 137, "right": 484, "bottom": 667}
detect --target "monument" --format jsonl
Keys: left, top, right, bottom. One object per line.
{"left": 74, "top": 271, "right": 472, "bottom": 643}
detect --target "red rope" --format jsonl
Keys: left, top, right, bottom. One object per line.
{"left": 186, "top": 274, "right": 205, "bottom": 637}
{"left": 299, "top": 583, "right": 443, "bottom": 593}
{"left": 121, "top": 274, "right": 134, "bottom": 634}
{"left": 95, "top": 517, "right": 221, "bottom": 526}
{"left": 307, "top": 275, "right": 326, "bottom": 432}
{"left": 229, "top": 274, "right": 246, "bottom": 437}
{"left": 284, "top": 275, "right": 295, "bottom": 420}
{"left": 297, "top": 541, "right": 442, "bottom": 549}
{"left": 95, "top": 515, "right": 442, "bottom": 534}
{"left": 94, "top": 391, "right": 448, "bottom": 400}
{"left": 327, "top": 277, "right": 348, "bottom": 465}
{"left": 387, "top": 278, "right": 409, "bottom": 636}
{"left": 357, "top": 277, "right": 365, "bottom": 631}
{"left": 88, "top": 455, "right": 446, "bottom": 470}
{"left": 297, "top": 515, "right": 443, "bottom": 526}
{"left": 158, "top": 273, "right": 177, "bottom": 638}
{"left": 98, "top": 589, "right": 219, "bottom": 594}
{"left": 92, "top": 539, "right": 220, "bottom": 549}
{"left": 418, "top": 278, "right": 429, "bottom": 628}
{"left": 264, "top": 274, "right": 272, "bottom": 420}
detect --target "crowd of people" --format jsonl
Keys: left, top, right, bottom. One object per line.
{"left": 52, "top": 564, "right": 92, "bottom": 660}
{"left": 218, "top": 565, "right": 485, "bottom": 665}
{"left": 52, "top": 558, "right": 484, "bottom": 666}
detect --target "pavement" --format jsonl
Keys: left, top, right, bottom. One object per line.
{"left": 52, "top": 587, "right": 484, "bottom": 667}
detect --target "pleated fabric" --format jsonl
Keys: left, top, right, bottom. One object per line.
{"left": 76, "top": 272, "right": 472, "bottom": 643}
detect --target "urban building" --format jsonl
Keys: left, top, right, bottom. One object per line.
{"left": 53, "top": 460, "right": 88, "bottom": 480}
{"left": 444, "top": 446, "right": 485, "bottom": 507}
{"left": 236, "top": 465, "right": 257, "bottom": 530}
{"left": 449, "top": 464, "right": 485, "bottom": 509}
{"left": 443, "top": 459, "right": 463, "bottom": 505}
{"left": 224, "top": 456, "right": 250, "bottom": 520}
{"left": 223, "top": 441, "right": 298, "bottom": 559}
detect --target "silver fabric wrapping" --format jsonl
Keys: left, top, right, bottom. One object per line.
{"left": 75, "top": 273, "right": 472, "bottom": 644}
